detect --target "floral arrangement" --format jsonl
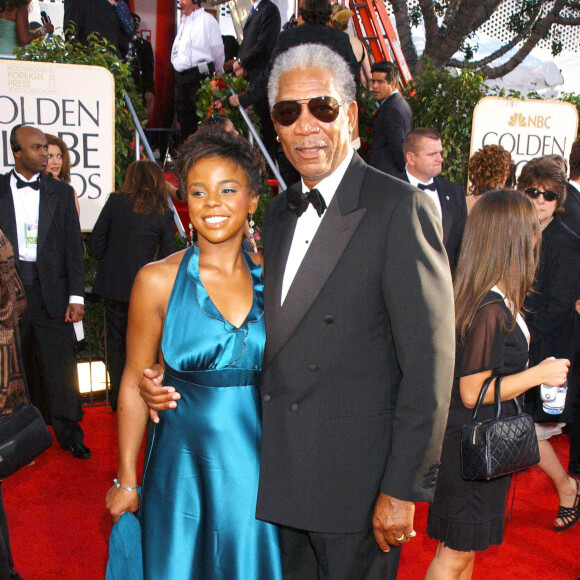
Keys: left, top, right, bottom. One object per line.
{"left": 357, "top": 86, "right": 377, "bottom": 160}
{"left": 196, "top": 73, "right": 262, "bottom": 138}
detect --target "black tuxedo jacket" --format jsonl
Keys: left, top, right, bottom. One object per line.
{"left": 239, "top": 24, "right": 359, "bottom": 108}
{"left": 257, "top": 153, "right": 455, "bottom": 533}
{"left": 131, "top": 36, "right": 155, "bottom": 96}
{"left": 0, "top": 172, "right": 84, "bottom": 318}
{"left": 367, "top": 92, "right": 413, "bottom": 180}
{"left": 238, "top": 0, "right": 281, "bottom": 82}
{"left": 89, "top": 193, "right": 175, "bottom": 303}
{"left": 403, "top": 174, "right": 467, "bottom": 271}
{"left": 562, "top": 182, "right": 580, "bottom": 237}
{"left": 524, "top": 216, "right": 580, "bottom": 421}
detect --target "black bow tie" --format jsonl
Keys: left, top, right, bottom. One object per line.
{"left": 13, "top": 172, "right": 40, "bottom": 191}
{"left": 286, "top": 187, "right": 327, "bottom": 218}
{"left": 417, "top": 182, "right": 436, "bottom": 192}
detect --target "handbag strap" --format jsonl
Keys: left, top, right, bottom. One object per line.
{"left": 471, "top": 376, "right": 495, "bottom": 421}
{"left": 472, "top": 375, "right": 522, "bottom": 421}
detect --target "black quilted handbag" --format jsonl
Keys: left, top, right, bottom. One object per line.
{"left": 0, "top": 403, "right": 53, "bottom": 480}
{"left": 461, "top": 376, "right": 540, "bottom": 481}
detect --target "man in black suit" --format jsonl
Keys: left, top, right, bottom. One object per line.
{"left": 128, "top": 13, "right": 155, "bottom": 119}
{"left": 367, "top": 61, "right": 413, "bottom": 180}
{"left": 64, "top": 0, "right": 129, "bottom": 58}
{"left": 0, "top": 125, "right": 89, "bottom": 459}
{"left": 140, "top": 43, "right": 455, "bottom": 579}
{"left": 233, "top": 0, "right": 281, "bottom": 159}
{"left": 563, "top": 137, "right": 580, "bottom": 237}
{"left": 403, "top": 128, "right": 467, "bottom": 271}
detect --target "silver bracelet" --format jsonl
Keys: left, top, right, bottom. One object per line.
{"left": 113, "top": 478, "right": 138, "bottom": 492}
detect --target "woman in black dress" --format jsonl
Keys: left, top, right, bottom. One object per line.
{"left": 425, "top": 190, "right": 570, "bottom": 580}
{"left": 89, "top": 160, "right": 176, "bottom": 411}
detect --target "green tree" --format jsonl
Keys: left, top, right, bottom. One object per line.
{"left": 406, "top": 62, "right": 490, "bottom": 184}
{"left": 387, "top": 0, "right": 580, "bottom": 78}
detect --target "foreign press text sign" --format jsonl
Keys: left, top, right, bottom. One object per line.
{"left": 0, "top": 60, "right": 115, "bottom": 231}
{"left": 471, "top": 96, "right": 578, "bottom": 174}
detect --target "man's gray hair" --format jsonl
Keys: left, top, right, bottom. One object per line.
{"left": 268, "top": 43, "right": 356, "bottom": 109}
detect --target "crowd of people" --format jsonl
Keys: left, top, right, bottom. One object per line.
{"left": 1, "top": 1, "right": 580, "bottom": 580}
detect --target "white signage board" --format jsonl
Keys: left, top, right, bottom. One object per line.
{"left": 0, "top": 60, "right": 115, "bottom": 231}
{"left": 471, "top": 96, "right": 578, "bottom": 174}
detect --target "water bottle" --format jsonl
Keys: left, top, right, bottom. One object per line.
{"left": 540, "top": 380, "right": 568, "bottom": 415}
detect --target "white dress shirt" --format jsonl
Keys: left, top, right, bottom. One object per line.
{"left": 10, "top": 170, "right": 83, "bottom": 305}
{"left": 569, "top": 179, "right": 580, "bottom": 194}
{"left": 281, "top": 148, "right": 354, "bottom": 304}
{"left": 406, "top": 170, "right": 442, "bottom": 220}
{"left": 171, "top": 8, "right": 225, "bottom": 74}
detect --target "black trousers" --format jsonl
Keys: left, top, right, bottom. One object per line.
{"left": 174, "top": 64, "right": 214, "bottom": 141}
{"left": 0, "top": 483, "right": 21, "bottom": 580}
{"left": 20, "top": 284, "right": 84, "bottom": 449}
{"left": 568, "top": 343, "right": 580, "bottom": 473}
{"left": 279, "top": 525, "right": 401, "bottom": 580}
{"left": 104, "top": 299, "right": 129, "bottom": 412}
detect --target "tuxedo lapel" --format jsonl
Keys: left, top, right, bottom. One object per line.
{"left": 38, "top": 174, "right": 58, "bottom": 252}
{"left": 263, "top": 155, "right": 367, "bottom": 370}
{"left": 0, "top": 174, "right": 19, "bottom": 260}
{"left": 435, "top": 177, "right": 452, "bottom": 244}
{"left": 263, "top": 185, "right": 298, "bottom": 344}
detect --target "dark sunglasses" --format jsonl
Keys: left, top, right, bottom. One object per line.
{"left": 524, "top": 188, "right": 560, "bottom": 202}
{"left": 271, "top": 96, "right": 341, "bottom": 126}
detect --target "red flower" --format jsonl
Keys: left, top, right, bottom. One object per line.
{"left": 214, "top": 100, "right": 222, "bottom": 109}
{"left": 218, "top": 79, "right": 228, "bottom": 89}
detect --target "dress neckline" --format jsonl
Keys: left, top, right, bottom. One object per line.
{"left": 186, "top": 244, "right": 264, "bottom": 331}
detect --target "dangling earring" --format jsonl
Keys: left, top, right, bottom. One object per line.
{"left": 189, "top": 223, "right": 194, "bottom": 246}
{"left": 276, "top": 135, "right": 280, "bottom": 142}
{"left": 248, "top": 214, "right": 255, "bottom": 235}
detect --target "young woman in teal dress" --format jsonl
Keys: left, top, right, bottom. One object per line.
{"left": 106, "top": 130, "right": 282, "bottom": 579}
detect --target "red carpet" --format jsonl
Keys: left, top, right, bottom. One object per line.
{"left": 3, "top": 406, "right": 579, "bottom": 579}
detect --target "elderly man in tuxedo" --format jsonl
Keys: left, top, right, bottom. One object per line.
{"left": 0, "top": 125, "right": 89, "bottom": 459}
{"left": 141, "top": 43, "right": 454, "bottom": 579}
{"left": 403, "top": 128, "right": 467, "bottom": 272}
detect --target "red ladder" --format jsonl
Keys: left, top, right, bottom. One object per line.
{"left": 348, "top": 0, "right": 413, "bottom": 86}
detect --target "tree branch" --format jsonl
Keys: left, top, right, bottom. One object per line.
{"left": 481, "top": 0, "right": 566, "bottom": 79}
{"left": 553, "top": 15, "right": 580, "bottom": 24}
{"left": 471, "top": 0, "right": 507, "bottom": 32}
{"left": 387, "top": 0, "right": 418, "bottom": 72}
{"left": 417, "top": 0, "right": 439, "bottom": 44}
{"left": 425, "top": 1, "right": 484, "bottom": 66}
{"left": 446, "top": 12, "right": 537, "bottom": 69}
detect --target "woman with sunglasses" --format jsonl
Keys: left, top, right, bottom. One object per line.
{"left": 517, "top": 157, "right": 580, "bottom": 532}
{"left": 425, "top": 190, "right": 569, "bottom": 580}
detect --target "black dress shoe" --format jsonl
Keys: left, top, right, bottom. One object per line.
{"left": 70, "top": 442, "right": 91, "bottom": 459}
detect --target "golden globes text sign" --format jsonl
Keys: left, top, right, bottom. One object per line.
{"left": 471, "top": 96, "right": 578, "bottom": 173}
{"left": 0, "top": 60, "right": 115, "bottom": 231}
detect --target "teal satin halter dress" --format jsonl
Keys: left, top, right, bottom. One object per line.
{"left": 141, "top": 245, "right": 282, "bottom": 579}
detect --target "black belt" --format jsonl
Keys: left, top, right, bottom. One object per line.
{"left": 177, "top": 62, "right": 215, "bottom": 77}
{"left": 19, "top": 261, "right": 39, "bottom": 286}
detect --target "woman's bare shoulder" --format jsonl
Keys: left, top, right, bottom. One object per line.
{"left": 134, "top": 249, "right": 186, "bottom": 291}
